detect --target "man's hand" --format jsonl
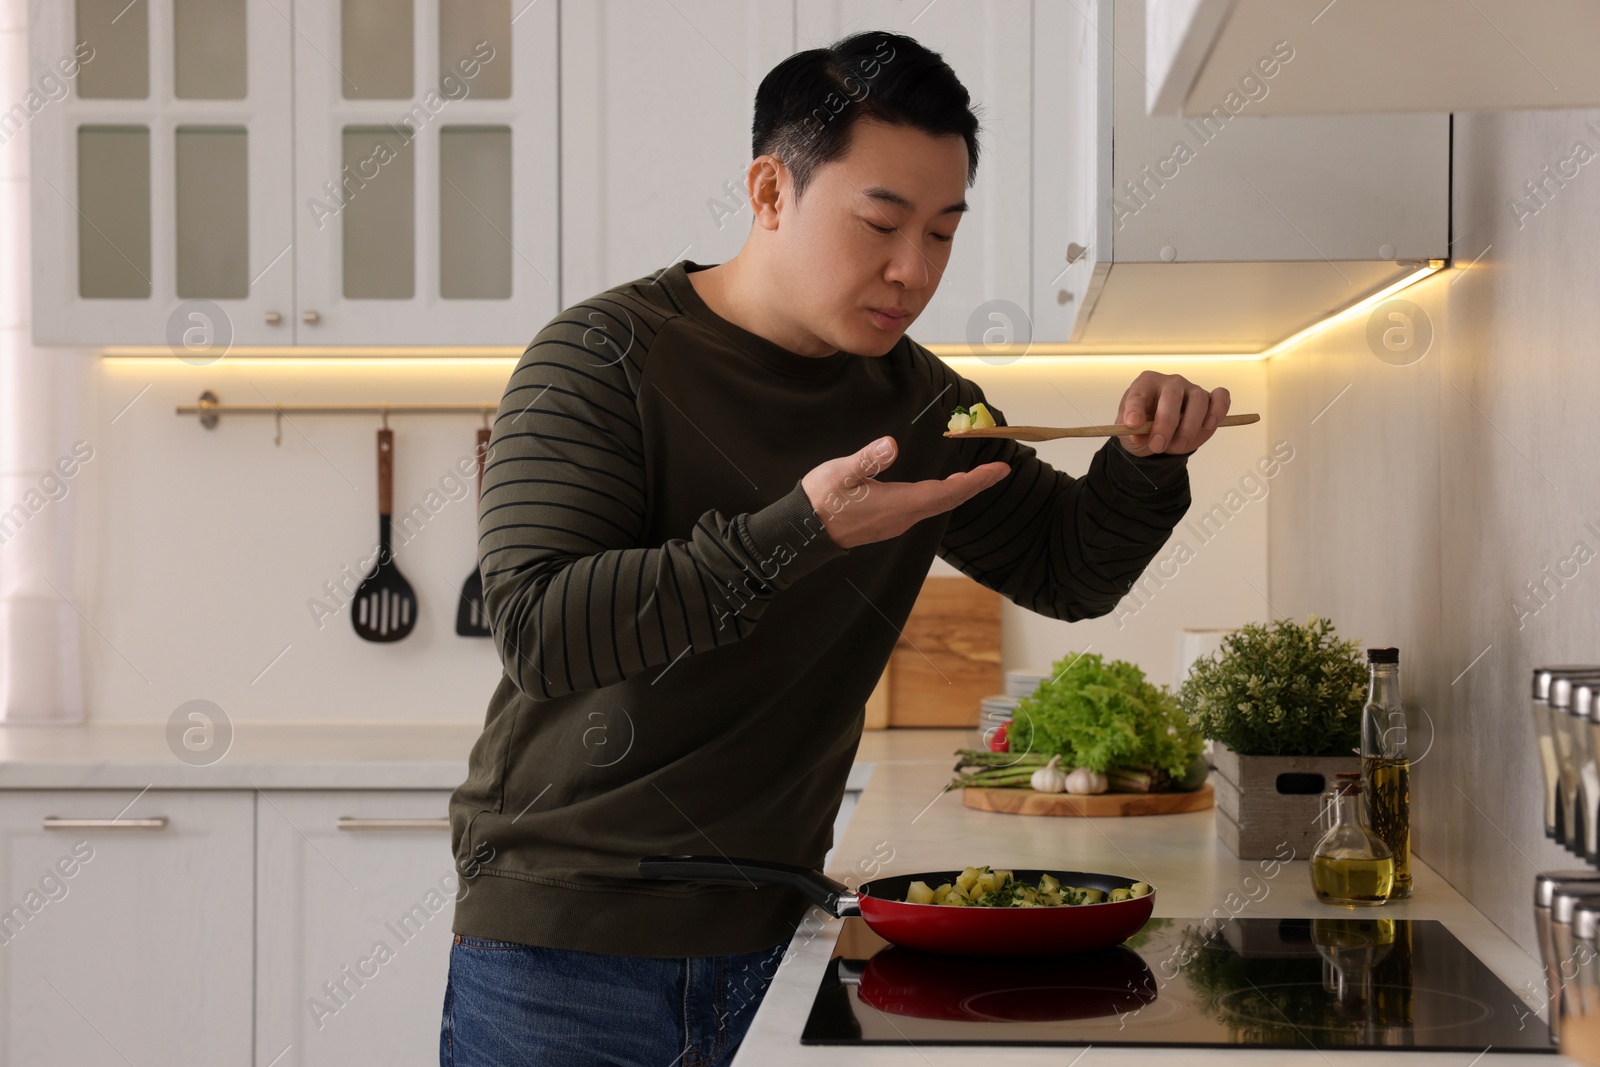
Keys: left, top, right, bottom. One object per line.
{"left": 1115, "top": 371, "right": 1231, "bottom": 457}
{"left": 802, "top": 436, "right": 1010, "bottom": 550}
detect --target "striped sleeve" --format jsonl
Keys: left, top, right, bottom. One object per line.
{"left": 479, "top": 303, "right": 848, "bottom": 702}
{"left": 932, "top": 365, "right": 1192, "bottom": 622}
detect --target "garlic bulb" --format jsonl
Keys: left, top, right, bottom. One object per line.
{"left": 1030, "top": 754, "right": 1067, "bottom": 793}
{"left": 1066, "top": 767, "right": 1110, "bottom": 795}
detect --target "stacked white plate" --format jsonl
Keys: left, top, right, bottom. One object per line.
{"left": 979, "top": 695, "right": 1018, "bottom": 727}
{"left": 977, "top": 668, "right": 1054, "bottom": 727}
{"left": 1005, "top": 669, "right": 1051, "bottom": 698}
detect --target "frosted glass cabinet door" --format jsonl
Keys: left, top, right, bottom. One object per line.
{"left": 29, "top": 0, "right": 296, "bottom": 346}
{"left": 292, "top": 0, "right": 559, "bottom": 345}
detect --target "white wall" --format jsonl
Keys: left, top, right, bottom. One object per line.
{"left": 50, "top": 354, "right": 1266, "bottom": 724}
{"left": 945, "top": 358, "right": 1270, "bottom": 691}
{"left": 1268, "top": 109, "right": 1600, "bottom": 959}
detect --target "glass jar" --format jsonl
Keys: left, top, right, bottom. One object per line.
{"left": 1311, "top": 774, "right": 1395, "bottom": 907}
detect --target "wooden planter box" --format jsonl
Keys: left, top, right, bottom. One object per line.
{"left": 1210, "top": 743, "right": 1359, "bottom": 860}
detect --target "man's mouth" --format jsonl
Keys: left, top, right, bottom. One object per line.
{"left": 868, "top": 308, "right": 910, "bottom": 329}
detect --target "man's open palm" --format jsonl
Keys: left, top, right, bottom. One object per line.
{"left": 803, "top": 436, "right": 1010, "bottom": 550}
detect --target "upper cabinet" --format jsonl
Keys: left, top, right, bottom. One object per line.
{"left": 29, "top": 0, "right": 559, "bottom": 347}
{"left": 1146, "top": 0, "right": 1600, "bottom": 118}
{"left": 29, "top": 0, "right": 1449, "bottom": 353}
{"left": 559, "top": 1, "right": 796, "bottom": 303}
{"left": 559, "top": 0, "right": 1033, "bottom": 348}
{"left": 1034, "top": 0, "right": 1449, "bottom": 352}
{"left": 30, "top": 0, "right": 295, "bottom": 347}
{"left": 795, "top": 1, "right": 1033, "bottom": 349}
{"left": 291, "top": 0, "right": 558, "bottom": 344}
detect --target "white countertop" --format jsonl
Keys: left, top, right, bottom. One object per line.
{"left": 0, "top": 720, "right": 485, "bottom": 788}
{"left": 742, "top": 727, "right": 1565, "bottom": 1066}
{"left": 0, "top": 719, "right": 877, "bottom": 792}
{"left": 0, "top": 721, "right": 1565, "bottom": 1062}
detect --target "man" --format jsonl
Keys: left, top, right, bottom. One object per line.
{"left": 441, "top": 29, "right": 1230, "bottom": 1067}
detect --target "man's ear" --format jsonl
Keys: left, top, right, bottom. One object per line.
{"left": 748, "top": 155, "right": 785, "bottom": 231}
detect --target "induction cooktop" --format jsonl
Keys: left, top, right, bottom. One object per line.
{"left": 801, "top": 916, "right": 1554, "bottom": 1053}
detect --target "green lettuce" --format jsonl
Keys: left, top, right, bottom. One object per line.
{"left": 1008, "top": 651, "right": 1202, "bottom": 779}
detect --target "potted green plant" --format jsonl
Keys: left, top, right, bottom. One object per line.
{"left": 1177, "top": 615, "right": 1368, "bottom": 860}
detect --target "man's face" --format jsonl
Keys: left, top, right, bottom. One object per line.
{"left": 774, "top": 117, "right": 969, "bottom": 357}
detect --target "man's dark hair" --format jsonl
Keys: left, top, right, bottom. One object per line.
{"left": 751, "top": 31, "right": 984, "bottom": 202}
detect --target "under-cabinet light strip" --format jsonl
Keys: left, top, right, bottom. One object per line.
{"left": 99, "top": 260, "right": 1447, "bottom": 368}
{"left": 1261, "top": 260, "right": 1446, "bottom": 359}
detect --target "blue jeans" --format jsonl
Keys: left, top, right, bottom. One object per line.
{"left": 440, "top": 933, "right": 790, "bottom": 1066}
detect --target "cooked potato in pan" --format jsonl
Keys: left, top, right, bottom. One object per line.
{"left": 902, "top": 866, "right": 1151, "bottom": 907}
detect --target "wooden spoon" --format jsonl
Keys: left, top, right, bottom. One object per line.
{"left": 944, "top": 412, "right": 1260, "bottom": 442}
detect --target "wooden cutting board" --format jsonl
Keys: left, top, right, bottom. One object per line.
{"left": 886, "top": 576, "right": 1001, "bottom": 727}
{"left": 962, "top": 782, "right": 1214, "bottom": 817}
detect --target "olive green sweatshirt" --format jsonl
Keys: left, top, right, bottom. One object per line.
{"left": 448, "top": 259, "right": 1191, "bottom": 958}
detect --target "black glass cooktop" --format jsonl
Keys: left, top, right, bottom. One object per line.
{"left": 801, "top": 916, "right": 1554, "bottom": 1053}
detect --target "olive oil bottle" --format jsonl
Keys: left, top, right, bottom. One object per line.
{"left": 1311, "top": 773, "right": 1395, "bottom": 906}
{"left": 1361, "top": 648, "right": 1412, "bottom": 899}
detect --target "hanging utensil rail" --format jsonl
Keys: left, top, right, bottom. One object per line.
{"left": 175, "top": 391, "right": 498, "bottom": 444}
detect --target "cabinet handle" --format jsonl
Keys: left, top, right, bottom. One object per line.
{"left": 336, "top": 817, "right": 450, "bottom": 831}
{"left": 264, "top": 310, "right": 283, "bottom": 326}
{"left": 302, "top": 310, "right": 321, "bottom": 325}
{"left": 42, "top": 817, "right": 168, "bottom": 830}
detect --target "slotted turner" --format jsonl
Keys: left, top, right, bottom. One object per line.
{"left": 944, "top": 412, "right": 1260, "bottom": 442}
{"left": 352, "top": 427, "right": 418, "bottom": 642}
{"left": 455, "top": 427, "right": 493, "bottom": 638}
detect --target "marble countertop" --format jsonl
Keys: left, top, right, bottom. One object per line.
{"left": 0, "top": 719, "right": 878, "bottom": 791}
{"left": 0, "top": 720, "right": 1564, "bottom": 1062}
{"left": 739, "top": 727, "right": 1564, "bottom": 1066}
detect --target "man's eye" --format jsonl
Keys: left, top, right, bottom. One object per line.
{"left": 866, "top": 221, "right": 894, "bottom": 234}
{"left": 932, "top": 233, "right": 954, "bottom": 243}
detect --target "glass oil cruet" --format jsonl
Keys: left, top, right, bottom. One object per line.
{"left": 1311, "top": 772, "right": 1396, "bottom": 907}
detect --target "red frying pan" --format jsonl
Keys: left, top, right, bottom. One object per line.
{"left": 637, "top": 855, "right": 1155, "bottom": 957}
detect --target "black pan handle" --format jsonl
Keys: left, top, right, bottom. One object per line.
{"left": 639, "top": 855, "right": 859, "bottom": 916}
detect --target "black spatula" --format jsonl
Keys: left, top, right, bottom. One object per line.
{"left": 353, "top": 427, "right": 417, "bottom": 642}
{"left": 456, "top": 427, "right": 492, "bottom": 638}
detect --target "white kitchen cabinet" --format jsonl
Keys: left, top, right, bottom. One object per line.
{"left": 28, "top": 0, "right": 295, "bottom": 347}
{"left": 563, "top": 0, "right": 1034, "bottom": 346}
{"left": 29, "top": 0, "right": 560, "bottom": 348}
{"left": 793, "top": 2, "right": 1033, "bottom": 347}
{"left": 1031, "top": 0, "right": 1106, "bottom": 347}
{"left": 1146, "top": 0, "right": 1600, "bottom": 118}
{"left": 254, "top": 790, "right": 457, "bottom": 1067}
{"left": 558, "top": 1, "right": 798, "bottom": 305}
{"left": 290, "top": 0, "right": 560, "bottom": 344}
{"left": 1034, "top": 0, "right": 1449, "bottom": 351}
{"left": 0, "top": 790, "right": 254, "bottom": 1067}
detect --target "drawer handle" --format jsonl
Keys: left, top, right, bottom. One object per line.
{"left": 42, "top": 817, "right": 168, "bottom": 830}
{"left": 336, "top": 818, "right": 450, "bottom": 831}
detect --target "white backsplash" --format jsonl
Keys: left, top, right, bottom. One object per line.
{"left": 9, "top": 352, "right": 1268, "bottom": 725}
